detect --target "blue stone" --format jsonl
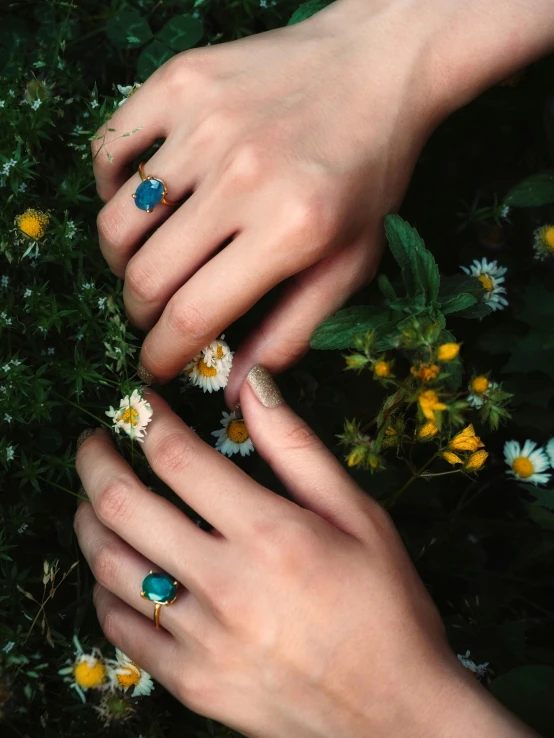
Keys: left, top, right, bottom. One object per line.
{"left": 142, "top": 572, "right": 177, "bottom": 603}
{"left": 134, "top": 178, "right": 165, "bottom": 211}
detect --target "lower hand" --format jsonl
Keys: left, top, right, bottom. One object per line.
{"left": 74, "top": 366, "right": 532, "bottom": 738}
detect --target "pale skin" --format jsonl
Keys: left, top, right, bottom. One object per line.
{"left": 81, "top": 0, "right": 554, "bottom": 734}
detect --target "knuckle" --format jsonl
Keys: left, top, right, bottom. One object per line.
{"left": 91, "top": 540, "right": 122, "bottom": 589}
{"left": 160, "top": 49, "right": 211, "bottom": 93}
{"left": 282, "top": 420, "right": 322, "bottom": 453}
{"left": 96, "top": 205, "right": 125, "bottom": 254}
{"left": 73, "top": 503, "right": 89, "bottom": 533}
{"left": 166, "top": 298, "right": 211, "bottom": 344}
{"left": 175, "top": 669, "right": 213, "bottom": 714}
{"left": 152, "top": 432, "right": 193, "bottom": 476}
{"left": 125, "top": 258, "right": 162, "bottom": 305}
{"left": 95, "top": 478, "right": 133, "bottom": 528}
{"left": 225, "top": 142, "right": 267, "bottom": 188}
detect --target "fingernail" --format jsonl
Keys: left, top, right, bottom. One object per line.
{"left": 246, "top": 364, "right": 283, "bottom": 408}
{"left": 137, "top": 361, "right": 156, "bottom": 385}
{"left": 76, "top": 428, "right": 96, "bottom": 451}
{"left": 234, "top": 402, "right": 242, "bottom": 419}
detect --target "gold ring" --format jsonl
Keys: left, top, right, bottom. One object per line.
{"left": 132, "top": 162, "right": 178, "bottom": 213}
{"left": 140, "top": 571, "right": 179, "bottom": 630}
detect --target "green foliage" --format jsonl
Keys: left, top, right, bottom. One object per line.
{"left": 491, "top": 666, "right": 554, "bottom": 735}
{"left": 503, "top": 170, "right": 554, "bottom": 208}
{"left": 106, "top": 10, "right": 153, "bottom": 49}
{"left": 288, "top": 0, "right": 335, "bottom": 25}
{"left": 158, "top": 15, "right": 205, "bottom": 52}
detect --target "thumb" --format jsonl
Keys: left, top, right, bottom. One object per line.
{"left": 239, "top": 364, "right": 373, "bottom": 539}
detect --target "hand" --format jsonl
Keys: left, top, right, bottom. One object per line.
{"left": 74, "top": 366, "right": 534, "bottom": 738}
{"left": 92, "top": 0, "right": 446, "bottom": 401}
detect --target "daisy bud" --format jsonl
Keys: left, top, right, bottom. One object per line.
{"left": 437, "top": 343, "right": 460, "bottom": 362}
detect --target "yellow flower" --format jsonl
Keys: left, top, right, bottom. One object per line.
{"left": 15, "top": 208, "right": 50, "bottom": 240}
{"left": 347, "top": 447, "right": 366, "bottom": 467}
{"left": 411, "top": 363, "right": 440, "bottom": 382}
{"left": 443, "top": 451, "right": 463, "bottom": 465}
{"left": 437, "top": 343, "right": 460, "bottom": 362}
{"left": 465, "top": 450, "right": 489, "bottom": 471}
{"left": 385, "top": 426, "right": 397, "bottom": 436}
{"left": 449, "top": 424, "right": 485, "bottom": 453}
{"left": 533, "top": 224, "right": 554, "bottom": 260}
{"left": 374, "top": 360, "right": 391, "bottom": 378}
{"left": 418, "top": 390, "right": 447, "bottom": 421}
{"left": 345, "top": 354, "right": 367, "bottom": 369}
{"left": 471, "top": 376, "right": 489, "bottom": 394}
{"left": 74, "top": 659, "right": 107, "bottom": 690}
{"left": 418, "top": 421, "right": 439, "bottom": 439}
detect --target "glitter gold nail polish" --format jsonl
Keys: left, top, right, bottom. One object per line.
{"left": 137, "top": 361, "right": 156, "bottom": 385}
{"left": 246, "top": 364, "right": 283, "bottom": 408}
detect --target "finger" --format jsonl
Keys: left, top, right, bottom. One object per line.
{"left": 140, "top": 392, "right": 290, "bottom": 537}
{"left": 240, "top": 365, "right": 376, "bottom": 539}
{"left": 123, "top": 175, "right": 240, "bottom": 331}
{"left": 76, "top": 428, "right": 217, "bottom": 595}
{"left": 139, "top": 229, "right": 313, "bottom": 383}
{"left": 75, "top": 502, "right": 191, "bottom": 634}
{"left": 93, "top": 584, "right": 182, "bottom": 696}
{"left": 226, "top": 237, "right": 379, "bottom": 405}
{"left": 92, "top": 75, "right": 173, "bottom": 203}
{"left": 97, "top": 137, "right": 200, "bottom": 279}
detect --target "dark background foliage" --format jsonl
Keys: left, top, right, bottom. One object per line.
{"left": 1, "top": 0, "right": 554, "bottom": 735}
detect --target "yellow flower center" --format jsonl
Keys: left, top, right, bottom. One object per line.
{"left": 478, "top": 274, "right": 494, "bottom": 292}
{"left": 116, "top": 666, "right": 141, "bottom": 690}
{"left": 74, "top": 659, "right": 106, "bottom": 689}
{"left": 471, "top": 376, "right": 489, "bottom": 394}
{"left": 227, "top": 420, "right": 249, "bottom": 444}
{"left": 374, "top": 361, "right": 390, "bottom": 378}
{"left": 197, "top": 358, "right": 217, "bottom": 377}
{"left": 16, "top": 209, "right": 50, "bottom": 240}
{"left": 215, "top": 345, "right": 225, "bottom": 359}
{"left": 512, "top": 457, "right": 534, "bottom": 479}
{"left": 545, "top": 226, "right": 554, "bottom": 249}
{"left": 118, "top": 406, "right": 139, "bottom": 426}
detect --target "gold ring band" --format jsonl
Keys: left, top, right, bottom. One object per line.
{"left": 140, "top": 571, "right": 179, "bottom": 630}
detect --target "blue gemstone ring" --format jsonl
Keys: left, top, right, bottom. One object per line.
{"left": 132, "top": 162, "right": 178, "bottom": 213}
{"left": 141, "top": 570, "right": 179, "bottom": 629}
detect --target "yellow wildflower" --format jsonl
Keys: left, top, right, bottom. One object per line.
{"left": 374, "top": 360, "right": 391, "bottom": 378}
{"left": 385, "top": 426, "right": 397, "bottom": 436}
{"left": 471, "top": 376, "right": 489, "bottom": 394}
{"left": 443, "top": 451, "right": 463, "bottom": 465}
{"left": 449, "top": 424, "right": 485, "bottom": 453}
{"left": 347, "top": 447, "right": 366, "bottom": 467}
{"left": 437, "top": 343, "right": 460, "bottom": 362}
{"left": 411, "top": 363, "right": 440, "bottom": 382}
{"left": 465, "top": 450, "right": 489, "bottom": 471}
{"left": 533, "top": 224, "right": 554, "bottom": 260}
{"left": 418, "top": 390, "right": 447, "bottom": 421}
{"left": 15, "top": 208, "right": 50, "bottom": 240}
{"left": 418, "top": 421, "right": 439, "bottom": 439}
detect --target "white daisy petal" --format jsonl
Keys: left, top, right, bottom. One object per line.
{"left": 503, "top": 439, "right": 551, "bottom": 486}
{"left": 109, "top": 649, "right": 154, "bottom": 697}
{"left": 460, "top": 257, "right": 508, "bottom": 312}
{"left": 546, "top": 438, "right": 554, "bottom": 469}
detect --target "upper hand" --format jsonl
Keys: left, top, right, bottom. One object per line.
{"left": 92, "top": 0, "right": 442, "bottom": 402}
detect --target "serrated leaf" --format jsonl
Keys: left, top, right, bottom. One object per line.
{"left": 137, "top": 40, "right": 175, "bottom": 81}
{"left": 106, "top": 10, "right": 152, "bottom": 50}
{"left": 310, "top": 306, "right": 390, "bottom": 350}
{"left": 503, "top": 170, "right": 554, "bottom": 208}
{"left": 439, "top": 292, "right": 478, "bottom": 315}
{"left": 288, "top": 0, "right": 334, "bottom": 25}
{"left": 158, "top": 15, "right": 204, "bottom": 52}
{"left": 384, "top": 215, "right": 440, "bottom": 306}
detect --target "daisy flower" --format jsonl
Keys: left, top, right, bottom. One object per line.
{"left": 546, "top": 438, "right": 554, "bottom": 469}
{"left": 212, "top": 411, "right": 254, "bottom": 457}
{"left": 183, "top": 335, "right": 233, "bottom": 393}
{"left": 460, "top": 258, "right": 508, "bottom": 312}
{"left": 504, "top": 440, "right": 551, "bottom": 486}
{"left": 59, "top": 635, "right": 108, "bottom": 703}
{"left": 105, "top": 388, "right": 153, "bottom": 442}
{"left": 117, "top": 82, "right": 141, "bottom": 105}
{"left": 109, "top": 649, "right": 154, "bottom": 698}
{"left": 467, "top": 376, "right": 498, "bottom": 409}
{"left": 533, "top": 224, "right": 554, "bottom": 261}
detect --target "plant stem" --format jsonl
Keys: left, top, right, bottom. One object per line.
{"left": 37, "top": 476, "right": 88, "bottom": 502}
{"left": 385, "top": 454, "right": 436, "bottom": 509}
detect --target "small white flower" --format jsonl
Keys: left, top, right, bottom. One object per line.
{"left": 109, "top": 649, "right": 154, "bottom": 697}
{"left": 6, "top": 446, "right": 15, "bottom": 461}
{"left": 0, "top": 101, "right": 5, "bottom": 108}
{"left": 106, "top": 389, "right": 153, "bottom": 442}
{"left": 460, "top": 258, "right": 508, "bottom": 312}
{"left": 499, "top": 204, "right": 510, "bottom": 220}
{"left": 1, "top": 275, "right": 8, "bottom": 288}
{"left": 47, "top": 347, "right": 55, "bottom": 355}
{"left": 4, "top": 414, "right": 12, "bottom": 423}
{"left": 18, "top": 523, "right": 27, "bottom": 534}
{"left": 546, "top": 438, "right": 554, "bottom": 469}
{"left": 31, "top": 98, "right": 41, "bottom": 111}
{"left": 98, "top": 297, "right": 106, "bottom": 309}
{"left": 184, "top": 336, "right": 233, "bottom": 393}
{"left": 24, "top": 288, "right": 32, "bottom": 298}
{"left": 212, "top": 411, "right": 254, "bottom": 457}
{"left": 2, "top": 641, "right": 15, "bottom": 653}
{"left": 117, "top": 82, "right": 141, "bottom": 106}
{"left": 59, "top": 635, "right": 109, "bottom": 703}
{"left": 457, "top": 650, "right": 489, "bottom": 681}
{"left": 18, "top": 182, "right": 26, "bottom": 193}
{"left": 504, "top": 440, "right": 550, "bottom": 486}
{"left": 66, "top": 220, "right": 77, "bottom": 239}
{"left": 90, "top": 99, "right": 99, "bottom": 109}
{"left": 8, "top": 90, "right": 14, "bottom": 97}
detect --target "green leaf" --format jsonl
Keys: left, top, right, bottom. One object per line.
{"left": 158, "top": 15, "right": 204, "bottom": 52}
{"left": 310, "top": 306, "right": 390, "bottom": 350}
{"left": 288, "top": 0, "right": 334, "bottom": 25}
{"left": 137, "top": 40, "right": 175, "bottom": 81}
{"left": 384, "top": 215, "right": 440, "bottom": 306}
{"left": 106, "top": 10, "right": 152, "bottom": 50}
{"left": 526, "top": 485, "right": 554, "bottom": 511}
{"left": 439, "top": 292, "right": 478, "bottom": 315}
{"left": 503, "top": 170, "right": 554, "bottom": 208}
{"left": 377, "top": 274, "right": 398, "bottom": 303}
{"left": 491, "top": 666, "right": 554, "bottom": 736}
